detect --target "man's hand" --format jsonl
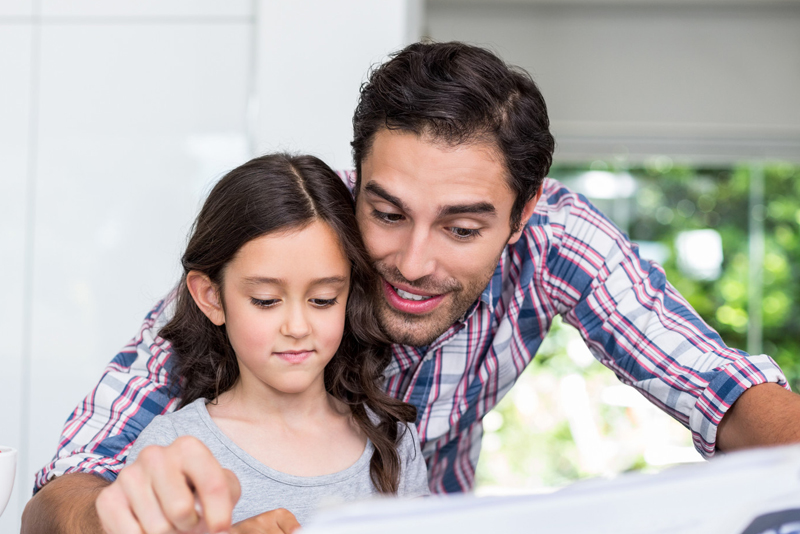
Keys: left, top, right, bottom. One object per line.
{"left": 22, "top": 472, "right": 108, "bottom": 534}
{"left": 231, "top": 509, "right": 301, "bottom": 534}
{"left": 95, "top": 436, "right": 241, "bottom": 534}
{"left": 717, "top": 382, "right": 800, "bottom": 451}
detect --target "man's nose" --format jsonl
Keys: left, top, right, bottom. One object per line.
{"left": 395, "top": 227, "right": 436, "bottom": 282}
{"left": 280, "top": 304, "right": 311, "bottom": 339}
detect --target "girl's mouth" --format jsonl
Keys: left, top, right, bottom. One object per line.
{"left": 273, "top": 350, "right": 314, "bottom": 364}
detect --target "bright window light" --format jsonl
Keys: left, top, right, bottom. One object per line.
{"left": 675, "top": 229, "right": 723, "bottom": 281}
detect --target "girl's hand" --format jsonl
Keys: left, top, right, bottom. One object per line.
{"left": 231, "top": 509, "right": 301, "bottom": 534}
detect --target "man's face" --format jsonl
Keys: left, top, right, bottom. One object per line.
{"left": 356, "top": 129, "right": 535, "bottom": 347}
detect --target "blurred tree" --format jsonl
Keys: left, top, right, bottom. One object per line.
{"left": 475, "top": 160, "right": 800, "bottom": 493}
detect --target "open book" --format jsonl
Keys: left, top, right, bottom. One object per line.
{"left": 302, "top": 444, "right": 800, "bottom": 534}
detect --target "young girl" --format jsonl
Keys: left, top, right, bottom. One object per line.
{"left": 125, "top": 154, "right": 429, "bottom": 526}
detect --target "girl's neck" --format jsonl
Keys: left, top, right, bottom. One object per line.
{"left": 205, "top": 369, "right": 366, "bottom": 478}
{"left": 209, "top": 373, "right": 346, "bottom": 425}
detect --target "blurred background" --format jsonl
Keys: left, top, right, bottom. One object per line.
{"left": 1, "top": 0, "right": 799, "bottom": 531}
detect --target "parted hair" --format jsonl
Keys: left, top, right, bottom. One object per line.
{"left": 159, "top": 153, "right": 417, "bottom": 494}
{"left": 352, "top": 41, "right": 555, "bottom": 232}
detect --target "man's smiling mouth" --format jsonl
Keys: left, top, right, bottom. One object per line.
{"left": 393, "top": 286, "right": 435, "bottom": 301}
{"left": 381, "top": 280, "right": 447, "bottom": 315}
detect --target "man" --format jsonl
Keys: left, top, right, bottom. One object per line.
{"left": 22, "top": 41, "right": 800, "bottom": 534}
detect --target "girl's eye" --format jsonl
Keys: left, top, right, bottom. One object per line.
{"left": 371, "top": 209, "right": 404, "bottom": 224}
{"left": 251, "top": 298, "right": 279, "bottom": 308}
{"left": 310, "top": 298, "right": 338, "bottom": 308}
{"left": 449, "top": 227, "right": 482, "bottom": 240}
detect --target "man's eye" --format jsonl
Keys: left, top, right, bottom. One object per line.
{"left": 450, "top": 227, "right": 482, "bottom": 240}
{"left": 310, "top": 298, "right": 338, "bottom": 308}
{"left": 251, "top": 298, "right": 279, "bottom": 308}
{"left": 372, "top": 209, "right": 404, "bottom": 224}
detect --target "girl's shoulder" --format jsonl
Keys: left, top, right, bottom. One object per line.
{"left": 394, "top": 421, "right": 429, "bottom": 497}
{"left": 395, "top": 420, "right": 422, "bottom": 460}
{"left": 127, "top": 398, "right": 210, "bottom": 463}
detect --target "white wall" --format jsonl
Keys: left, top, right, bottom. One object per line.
{"left": 427, "top": 1, "right": 800, "bottom": 163}
{"left": 0, "top": 2, "right": 418, "bottom": 532}
{"left": 255, "top": 1, "right": 416, "bottom": 169}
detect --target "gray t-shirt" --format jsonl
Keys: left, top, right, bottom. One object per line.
{"left": 126, "top": 398, "right": 429, "bottom": 525}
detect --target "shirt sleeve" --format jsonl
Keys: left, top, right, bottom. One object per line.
{"left": 396, "top": 422, "right": 431, "bottom": 497}
{"left": 33, "top": 294, "right": 180, "bottom": 493}
{"left": 535, "top": 184, "right": 789, "bottom": 458}
{"left": 125, "top": 414, "right": 180, "bottom": 465}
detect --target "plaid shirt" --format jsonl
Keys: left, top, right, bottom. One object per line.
{"left": 35, "top": 177, "right": 788, "bottom": 494}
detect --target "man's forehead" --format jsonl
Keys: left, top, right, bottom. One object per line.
{"left": 364, "top": 131, "right": 511, "bottom": 187}
{"left": 377, "top": 128, "right": 505, "bottom": 164}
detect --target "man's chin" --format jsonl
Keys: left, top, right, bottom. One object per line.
{"left": 376, "top": 302, "right": 457, "bottom": 347}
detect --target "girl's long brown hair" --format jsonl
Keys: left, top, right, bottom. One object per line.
{"left": 159, "top": 154, "right": 417, "bottom": 494}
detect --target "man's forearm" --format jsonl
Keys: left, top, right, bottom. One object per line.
{"left": 717, "top": 382, "right": 800, "bottom": 451}
{"left": 22, "top": 472, "right": 108, "bottom": 534}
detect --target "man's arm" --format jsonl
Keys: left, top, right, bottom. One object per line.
{"left": 717, "top": 382, "right": 800, "bottom": 451}
{"left": 21, "top": 473, "right": 106, "bottom": 534}
{"left": 33, "top": 297, "right": 178, "bottom": 492}
{"left": 536, "top": 181, "right": 790, "bottom": 457}
{"left": 25, "top": 297, "right": 176, "bottom": 533}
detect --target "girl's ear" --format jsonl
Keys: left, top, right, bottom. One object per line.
{"left": 186, "top": 271, "right": 225, "bottom": 326}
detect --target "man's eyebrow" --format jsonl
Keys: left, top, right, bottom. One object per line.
{"left": 438, "top": 202, "right": 497, "bottom": 218}
{"left": 363, "top": 182, "right": 408, "bottom": 211}
{"left": 243, "top": 276, "right": 347, "bottom": 286}
{"left": 364, "top": 182, "right": 496, "bottom": 218}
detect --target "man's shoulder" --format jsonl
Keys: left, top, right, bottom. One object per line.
{"left": 336, "top": 170, "right": 357, "bottom": 195}
{"left": 524, "top": 177, "right": 618, "bottom": 243}
{"left": 530, "top": 178, "right": 591, "bottom": 222}
{"left": 501, "top": 177, "right": 609, "bottom": 289}
{"left": 514, "top": 177, "right": 579, "bottom": 248}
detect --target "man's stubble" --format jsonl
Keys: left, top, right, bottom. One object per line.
{"left": 372, "top": 250, "right": 502, "bottom": 347}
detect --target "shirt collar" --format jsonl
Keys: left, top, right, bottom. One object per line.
{"left": 481, "top": 248, "right": 506, "bottom": 314}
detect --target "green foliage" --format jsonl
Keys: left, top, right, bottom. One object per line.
{"left": 475, "top": 160, "right": 800, "bottom": 492}
{"left": 762, "top": 164, "right": 800, "bottom": 388}
{"left": 551, "top": 161, "right": 800, "bottom": 387}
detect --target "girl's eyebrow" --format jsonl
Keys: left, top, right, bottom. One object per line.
{"left": 243, "top": 276, "right": 347, "bottom": 286}
{"left": 309, "top": 276, "right": 348, "bottom": 286}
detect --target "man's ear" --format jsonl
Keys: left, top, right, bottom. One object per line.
{"left": 507, "top": 184, "right": 543, "bottom": 245}
{"left": 186, "top": 271, "right": 225, "bottom": 326}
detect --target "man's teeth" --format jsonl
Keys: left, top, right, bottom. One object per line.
{"left": 394, "top": 287, "right": 434, "bottom": 301}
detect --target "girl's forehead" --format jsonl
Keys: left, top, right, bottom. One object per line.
{"left": 226, "top": 221, "right": 351, "bottom": 284}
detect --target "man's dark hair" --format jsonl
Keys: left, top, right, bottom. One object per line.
{"left": 352, "top": 41, "right": 555, "bottom": 231}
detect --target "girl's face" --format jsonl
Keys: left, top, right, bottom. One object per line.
{"left": 216, "top": 220, "right": 351, "bottom": 397}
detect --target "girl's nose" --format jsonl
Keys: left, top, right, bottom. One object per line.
{"left": 280, "top": 305, "right": 311, "bottom": 338}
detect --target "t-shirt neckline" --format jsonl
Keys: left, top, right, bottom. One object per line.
{"left": 190, "top": 397, "right": 374, "bottom": 487}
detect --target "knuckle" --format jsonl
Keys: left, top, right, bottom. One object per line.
{"left": 146, "top": 518, "right": 174, "bottom": 534}
{"left": 115, "top": 467, "right": 137, "bottom": 487}
{"left": 164, "top": 496, "right": 197, "bottom": 525}
{"left": 203, "top": 478, "right": 230, "bottom": 498}
{"left": 173, "top": 435, "right": 201, "bottom": 454}
{"left": 95, "top": 487, "right": 114, "bottom": 509}
{"left": 203, "top": 480, "right": 231, "bottom": 500}
{"left": 137, "top": 445, "right": 165, "bottom": 466}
